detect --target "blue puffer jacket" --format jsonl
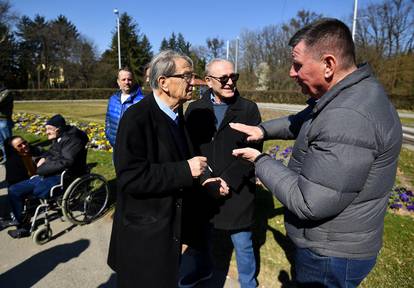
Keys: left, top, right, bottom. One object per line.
{"left": 105, "top": 86, "right": 144, "bottom": 147}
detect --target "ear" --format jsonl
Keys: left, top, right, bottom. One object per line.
{"left": 205, "top": 77, "right": 213, "bottom": 88}
{"left": 158, "top": 76, "right": 169, "bottom": 92}
{"left": 323, "top": 55, "right": 336, "bottom": 79}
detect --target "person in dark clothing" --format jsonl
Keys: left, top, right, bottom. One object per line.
{"left": 0, "top": 85, "right": 14, "bottom": 164}
{"left": 107, "top": 50, "right": 228, "bottom": 288}
{"left": 182, "top": 59, "right": 262, "bottom": 288}
{"left": 1, "top": 114, "right": 89, "bottom": 237}
{"left": 5, "top": 135, "right": 41, "bottom": 185}
{"left": 232, "top": 19, "right": 402, "bottom": 287}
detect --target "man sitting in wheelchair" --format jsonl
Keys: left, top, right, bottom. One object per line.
{"left": 0, "top": 114, "right": 89, "bottom": 238}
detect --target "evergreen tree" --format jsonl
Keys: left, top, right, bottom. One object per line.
{"left": 159, "top": 38, "right": 169, "bottom": 51}
{"left": 102, "top": 12, "right": 153, "bottom": 86}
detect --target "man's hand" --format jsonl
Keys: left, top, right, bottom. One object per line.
{"left": 202, "top": 177, "right": 230, "bottom": 197}
{"left": 187, "top": 156, "right": 208, "bottom": 178}
{"left": 229, "top": 123, "right": 264, "bottom": 142}
{"left": 232, "top": 148, "right": 261, "bottom": 163}
{"left": 36, "top": 158, "right": 46, "bottom": 167}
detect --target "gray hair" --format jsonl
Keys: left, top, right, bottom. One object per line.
{"left": 149, "top": 50, "right": 193, "bottom": 89}
{"left": 205, "top": 59, "right": 234, "bottom": 75}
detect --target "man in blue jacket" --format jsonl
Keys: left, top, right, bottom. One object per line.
{"left": 105, "top": 67, "right": 144, "bottom": 148}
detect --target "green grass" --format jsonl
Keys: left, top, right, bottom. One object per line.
{"left": 400, "top": 117, "right": 414, "bottom": 126}
{"left": 14, "top": 100, "right": 108, "bottom": 124}
{"left": 12, "top": 100, "right": 414, "bottom": 287}
{"left": 397, "top": 149, "right": 414, "bottom": 189}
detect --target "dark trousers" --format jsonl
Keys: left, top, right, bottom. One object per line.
{"left": 8, "top": 175, "right": 60, "bottom": 222}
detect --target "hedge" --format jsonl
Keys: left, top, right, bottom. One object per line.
{"left": 9, "top": 88, "right": 414, "bottom": 110}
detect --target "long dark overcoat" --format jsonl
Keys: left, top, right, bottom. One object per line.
{"left": 107, "top": 93, "right": 195, "bottom": 288}
{"left": 185, "top": 90, "right": 262, "bottom": 230}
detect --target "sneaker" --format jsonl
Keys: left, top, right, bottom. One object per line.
{"left": 178, "top": 270, "right": 213, "bottom": 288}
{"left": 0, "top": 218, "right": 20, "bottom": 230}
{"left": 7, "top": 228, "right": 30, "bottom": 239}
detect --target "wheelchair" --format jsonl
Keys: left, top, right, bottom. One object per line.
{"left": 24, "top": 168, "right": 110, "bottom": 245}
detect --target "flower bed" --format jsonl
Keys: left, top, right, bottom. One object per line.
{"left": 12, "top": 112, "right": 112, "bottom": 152}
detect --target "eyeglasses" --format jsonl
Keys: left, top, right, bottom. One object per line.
{"left": 166, "top": 72, "right": 196, "bottom": 83}
{"left": 207, "top": 73, "right": 239, "bottom": 85}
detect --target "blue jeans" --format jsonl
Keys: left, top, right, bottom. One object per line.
{"left": 8, "top": 175, "right": 61, "bottom": 223}
{"left": 295, "top": 247, "right": 377, "bottom": 288}
{"left": 231, "top": 230, "right": 257, "bottom": 288}
{"left": 0, "top": 119, "right": 13, "bottom": 161}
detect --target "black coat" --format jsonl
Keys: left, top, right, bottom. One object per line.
{"left": 5, "top": 144, "right": 41, "bottom": 185}
{"left": 36, "top": 126, "right": 89, "bottom": 177}
{"left": 107, "top": 93, "right": 196, "bottom": 288}
{"left": 185, "top": 90, "right": 262, "bottom": 230}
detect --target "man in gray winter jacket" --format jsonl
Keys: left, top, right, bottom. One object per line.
{"left": 231, "top": 18, "right": 402, "bottom": 287}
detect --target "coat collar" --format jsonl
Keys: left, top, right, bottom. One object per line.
{"left": 313, "top": 63, "right": 372, "bottom": 114}
{"left": 147, "top": 93, "right": 192, "bottom": 160}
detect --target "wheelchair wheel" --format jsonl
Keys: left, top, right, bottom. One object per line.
{"left": 62, "top": 173, "right": 109, "bottom": 225}
{"left": 33, "top": 225, "right": 52, "bottom": 245}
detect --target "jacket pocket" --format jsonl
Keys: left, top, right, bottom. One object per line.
{"left": 123, "top": 213, "right": 158, "bottom": 226}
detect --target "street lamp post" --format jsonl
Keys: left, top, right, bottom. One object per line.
{"left": 113, "top": 9, "right": 121, "bottom": 69}
{"left": 352, "top": 0, "right": 358, "bottom": 41}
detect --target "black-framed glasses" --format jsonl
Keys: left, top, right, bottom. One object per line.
{"left": 166, "top": 72, "right": 196, "bottom": 83}
{"left": 207, "top": 73, "right": 239, "bottom": 85}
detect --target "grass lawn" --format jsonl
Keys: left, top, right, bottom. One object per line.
{"left": 12, "top": 101, "right": 414, "bottom": 287}
{"left": 400, "top": 117, "right": 414, "bottom": 126}
{"left": 14, "top": 100, "right": 108, "bottom": 124}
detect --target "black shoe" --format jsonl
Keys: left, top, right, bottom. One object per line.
{"left": 7, "top": 228, "right": 30, "bottom": 239}
{"left": 178, "top": 270, "right": 213, "bottom": 288}
{"left": 0, "top": 219, "right": 20, "bottom": 230}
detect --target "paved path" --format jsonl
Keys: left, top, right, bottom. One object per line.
{"left": 0, "top": 166, "right": 240, "bottom": 288}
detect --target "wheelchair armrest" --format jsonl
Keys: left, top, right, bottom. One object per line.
{"left": 49, "top": 170, "right": 69, "bottom": 198}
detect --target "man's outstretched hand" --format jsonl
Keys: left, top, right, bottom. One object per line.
{"left": 229, "top": 123, "right": 264, "bottom": 142}
{"left": 232, "top": 148, "right": 261, "bottom": 163}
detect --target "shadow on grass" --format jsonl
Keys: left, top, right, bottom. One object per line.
{"left": 253, "top": 185, "right": 296, "bottom": 287}
{"left": 0, "top": 239, "right": 89, "bottom": 287}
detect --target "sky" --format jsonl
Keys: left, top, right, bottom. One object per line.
{"left": 10, "top": 0, "right": 382, "bottom": 55}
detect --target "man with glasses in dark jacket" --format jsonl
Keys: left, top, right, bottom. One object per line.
{"left": 232, "top": 18, "right": 402, "bottom": 287}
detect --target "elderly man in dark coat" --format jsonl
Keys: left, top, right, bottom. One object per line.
{"left": 183, "top": 59, "right": 262, "bottom": 288}
{"left": 2, "top": 114, "right": 88, "bottom": 237}
{"left": 107, "top": 50, "right": 228, "bottom": 288}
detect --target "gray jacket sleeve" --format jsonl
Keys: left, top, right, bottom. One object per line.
{"left": 255, "top": 108, "right": 377, "bottom": 220}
